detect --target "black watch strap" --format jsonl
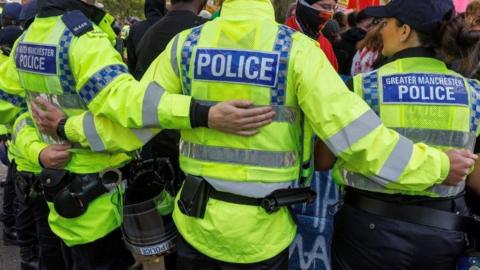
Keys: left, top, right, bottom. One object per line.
{"left": 56, "top": 118, "right": 68, "bottom": 141}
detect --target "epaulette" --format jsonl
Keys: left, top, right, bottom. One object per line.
{"left": 61, "top": 10, "right": 94, "bottom": 37}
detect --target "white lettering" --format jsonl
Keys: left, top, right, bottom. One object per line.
{"left": 196, "top": 54, "right": 210, "bottom": 76}
{"left": 398, "top": 85, "right": 409, "bottom": 100}
{"left": 211, "top": 54, "right": 225, "bottom": 77}
{"left": 245, "top": 56, "right": 259, "bottom": 80}
{"left": 446, "top": 86, "right": 455, "bottom": 101}
{"left": 260, "top": 57, "right": 274, "bottom": 81}
{"left": 225, "top": 55, "right": 236, "bottom": 78}
{"left": 434, "top": 86, "right": 446, "bottom": 100}
{"left": 410, "top": 86, "right": 420, "bottom": 99}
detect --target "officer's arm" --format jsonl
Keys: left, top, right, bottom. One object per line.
{"left": 0, "top": 55, "right": 27, "bottom": 125}
{"left": 10, "top": 113, "right": 48, "bottom": 173}
{"left": 294, "top": 37, "right": 450, "bottom": 192}
{"left": 69, "top": 29, "right": 193, "bottom": 130}
{"left": 64, "top": 111, "right": 161, "bottom": 153}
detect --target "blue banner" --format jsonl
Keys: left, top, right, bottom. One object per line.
{"left": 382, "top": 73, "right": 468, "bottom": 106}
{"left": 194, "top": 48, "right": 279, "bottom": 87}
{"left": 15, "top": 43, "right": 57, "bottom": 75}
{"left": 289, "top": 171, "right": 340, "bottom": 270}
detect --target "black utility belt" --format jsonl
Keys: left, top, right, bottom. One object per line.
{"left": 344, "top": 189, "right": 479, "bottom": 234}
{"left": 39, "top": 168, "right": 123, "bottom": 219}
{"left": 178, "top": 175, "right": 317, "bottom": 219}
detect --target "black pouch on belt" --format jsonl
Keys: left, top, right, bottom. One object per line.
{"left": 178, "top": 175, "right": 211, "bottom": 219}
{"left": 54, "top": 174, "right": 112, "bottom": 219}
{"left": 39, "top": 169, "right": 72, "bottom": 201}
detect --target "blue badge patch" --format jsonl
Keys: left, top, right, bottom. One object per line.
{"left": 382, "top": 73, "right": 468, "bottom": 106}
{"left": 62, "top": 10, "right": 93, "bottom": 37}
{"left": 193, "top": 48, "right": 280, "bottom": 87}
{"left": 15, "top": 43, "right": 57, "bottom": 75}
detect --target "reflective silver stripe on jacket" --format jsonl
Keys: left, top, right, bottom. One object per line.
{"left": 170, "top": 35, "right": 180, "bottom": 77}
{"left": 11, "top": 118, "right": 33, "bottom": 142}
{"left": 340, "top": 134, "right": 413, "bottom": 187}
{"left": 205, "top": 177, "right": 294, "bottom": 198}
{"left": 195, "top": 100, "right": 298, "bottom": 123}
{"left": 142, "top": 82, "right": 165, "bottom": 127}
{"left": 83, "top": 112, "right": 105, "bottom": 152}
{"left": 131, "top": 128, "right": 156, "bottom": 144}
{"left": 378, "top": 135, "right": 413, "bottom": 182}
{"left": 180, "top": 140, "right": 297, "bottom": 168}
{"left": 392, "top": 127, "right": 476, "bottom": 151}
{"left": 342, "top": 170, "right": 465, "bottom": 197}
{"left": 324, "top": 110, "right": 382, "bottom": 155}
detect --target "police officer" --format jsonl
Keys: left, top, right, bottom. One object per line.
{"left": 34, "top": 0, "right": 478, "bottom": 269}
{"left": 11, "top": 113, "right": 68, "bottom": 270}
{"left": 0, "top": 22, "right": 22, "bottom": 248}
{"left": 312, "top": 0, "right": 480, "bottom": 269}
{"left": 0, "top": 0, "right": 276, "bottom": 269}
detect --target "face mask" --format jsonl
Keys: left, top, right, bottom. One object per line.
{"left": 296, "top": 0, "right": 333, "bottom": 38}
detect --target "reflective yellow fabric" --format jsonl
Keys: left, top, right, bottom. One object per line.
{"left": 332, "top": 57, "right": 479, "bottom": 197}
{"left": 146, "top": 0, "right": 451, "bottom": 263}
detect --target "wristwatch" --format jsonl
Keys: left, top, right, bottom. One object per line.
{"left": 56, "top": 118, "right": 68, "bottom": 141}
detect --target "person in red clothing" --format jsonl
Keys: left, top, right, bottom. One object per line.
{"left": 285, "top": 0, "right": 339, "bottom": 71}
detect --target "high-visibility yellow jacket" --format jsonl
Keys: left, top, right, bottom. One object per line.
{"left": 332, "top": 54, "right": 480, "bottom": 197}
{"left": 0, "top": 11, "right": 195, "bottom": 247}
{"left": 64, "top": 0, "right": 453, "bottom": 263}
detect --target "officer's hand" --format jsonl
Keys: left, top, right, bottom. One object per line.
{"left": 39, "top": 144, "right": 71, "bottom": 169}
{"left": 31, "top": 97, "right": 66, "bottom": 137}
{"left": 209, "top": 100, "right": 276, "bottom": 136}
{"left": 444, "top": 149, "right": 478, "bottom": 186}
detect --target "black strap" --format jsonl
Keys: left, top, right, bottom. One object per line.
{"left": 210, "top": 187, "right": 316, "bottom": 213}
{"left": 345, "top": 190, "right": 478, "bottom": 233}
{"left": 209, "top": 189, "right": 262, "bottom": 207}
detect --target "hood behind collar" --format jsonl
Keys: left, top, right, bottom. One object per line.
{"left": 145, "top": 0, "right": 166, "bottom": 20}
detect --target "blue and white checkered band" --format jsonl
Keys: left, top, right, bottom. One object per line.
{"left": 78, "top": 64, "right": 129, "bottom": 104}
{"left": 181, "top": 26, "right": 203, "bottom": 95}
{"left": 362, "top": 71, "right": 380, "bottom": 115}
{"left": 15, "top": 43, "right": 57, "bottom": 75}
{"left": 271, "top": 25, "right": 294, "bottom": 106}
{"left": 468, "top": 79, "right": 480, "bottom": 134}
{"left": 193, "top": 49, "right": 280, "bottom": 87}
{"left": 0, "top": 89, "right": 25, "bottom": 107}
{"left": 58, "top": 29, "right": 77, "bottom": 95}
{"left": 382, "top": 73, "right": 469, "bottom": 106}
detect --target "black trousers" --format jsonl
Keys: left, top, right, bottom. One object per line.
{"left": 64, "top": 228, "right": 134, "bottom": 270}
{"left": 331, "top": 204, "right": 467, "bottom": 270}
{"left": 1, "top": 162, "right": 17, "bottom": 227}
{"left": 15, "top": 171, "right": 66, "bottom": 270}
{"left": 176, "top": 235, "right": 289, "bottom": 270}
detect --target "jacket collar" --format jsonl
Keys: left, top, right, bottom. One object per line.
{"left": 38, "top": 0, "right": 106, "bottom": 26}
{"left": 387, "top": 47, "right": 436, "bottom": 63}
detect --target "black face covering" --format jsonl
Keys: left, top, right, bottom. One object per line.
{"left": 295, "top": 0, "right": 333, "bottom": 38}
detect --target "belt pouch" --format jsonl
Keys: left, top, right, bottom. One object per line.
{"left": 178, "top": 175, "right": 210, "bottom": 218}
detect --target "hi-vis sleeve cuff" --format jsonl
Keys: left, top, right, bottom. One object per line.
{"left": 439, "top": 151, "right": 450, "bottom": 182}
{"left": 12, "top": 116, "right": 48, "bottom": 171}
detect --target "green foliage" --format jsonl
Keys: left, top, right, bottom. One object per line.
{"left": 273, "top": 0, "right": 296, "bottom": 23}
{"left": 102, "top": 0, "right": 145, "bottom": 20}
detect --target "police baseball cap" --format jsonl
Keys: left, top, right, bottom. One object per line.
{"left": 2, "top": 3, "right": 22, "bottom": 21}
{"left": 364, "top": 0, "right": 454, "bottom": 33}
